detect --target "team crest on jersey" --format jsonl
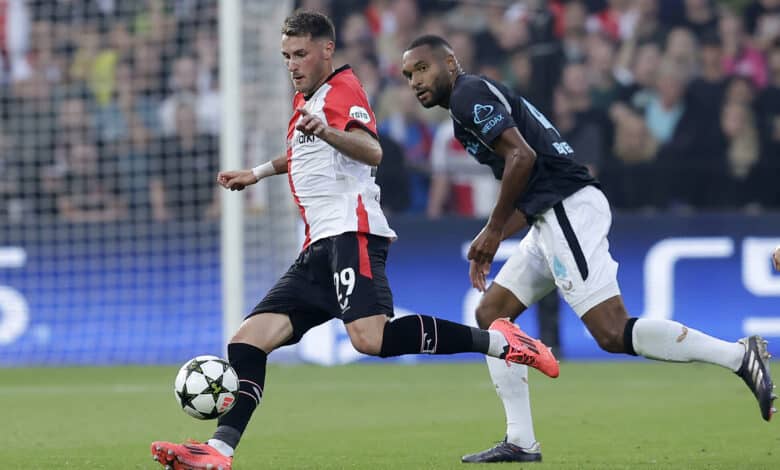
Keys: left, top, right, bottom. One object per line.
{"left": 349, "top": 106, "right": 372, "bottom": 124}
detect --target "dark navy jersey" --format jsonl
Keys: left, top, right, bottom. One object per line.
{"left": 449, "top": 74, "right": 598, "bottom": 219}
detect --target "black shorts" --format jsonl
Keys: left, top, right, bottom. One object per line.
{"left": 249, "top": 232, "right": 394, "bottom": 345}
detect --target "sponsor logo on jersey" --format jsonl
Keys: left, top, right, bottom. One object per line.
{"left": 480, "top": 114, "right": 504, "bottom": 135}
{"left": 349, "top": 105, "right": 372, "bottom": 124}
{"left": 297, "top": 134, "right": 317, "bottom": 144}
{"left": 472, "top": 104, "right": 494, "bottom": 124}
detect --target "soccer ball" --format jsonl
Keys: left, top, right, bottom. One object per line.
{"left": 174, "top": 355, "right": 239, "bottom": 420}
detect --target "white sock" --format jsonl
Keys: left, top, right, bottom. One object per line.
{"left": 632, "top": 319, "right": 744, "bottom": 371}
{"left": 485, "top": 356, "right": 538, "bottom": 450}
{"left": 487, "top": 330, "right": 509, "bottom": 358}
{"left": 207, "top": 438, "right": 234, "bottom": 457}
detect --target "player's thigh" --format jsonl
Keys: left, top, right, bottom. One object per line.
{"left": 536, "top": 186, "right": 621, "bottom": 319}
{"left": 491, "top": 230, "right": 556, "bottom": 327}
{"left": 248, "top": 247, "right": 335, "bottom": 348}
{"left": 330, "top": 232, "right": 394, "bottom": 324}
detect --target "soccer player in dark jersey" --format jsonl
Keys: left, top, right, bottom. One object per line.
{"left": 402, "top": 35, "right": 776, "bottom": 463}
{"left": 148, "top": 14, "right": 559, "bottom": 470}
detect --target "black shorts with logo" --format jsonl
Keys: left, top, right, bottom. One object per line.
{"left": 249, "top": 232, "right": 394, "bottom": 345}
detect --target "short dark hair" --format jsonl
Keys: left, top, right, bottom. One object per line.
{"left": 406, "top": 35, "right": 452, "bottom": 52}
{"left": 282, "top": 10, "right": 335, "bottom": 41}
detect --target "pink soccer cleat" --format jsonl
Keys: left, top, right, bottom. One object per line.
{"left": 489, "top": 318, "right": 560, "bottom": 378}
{"left": 151, "top": 439, "right": 232, "bottom": 470}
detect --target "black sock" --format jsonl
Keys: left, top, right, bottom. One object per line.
{"left": 212, "top": 343, "right": 267, "bottom": 450}
{"left": 378, "top": 315, "right": 491, "bottom": 357}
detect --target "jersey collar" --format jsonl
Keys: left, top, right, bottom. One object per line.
{"left": 303, "top": 64, "right": 352, "bottom": 101}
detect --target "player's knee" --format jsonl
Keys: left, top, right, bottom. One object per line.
{"left": 475, "top": 303, "right": 501, "bottom": 329}
{"left": 230, "top": 313, "right": 292, "bottom": 353}
{"left": 350, "top": 332, "right": 382, "bottom": 356}
{"left": 593, "top": 328, "right": 624, "bottom": 353}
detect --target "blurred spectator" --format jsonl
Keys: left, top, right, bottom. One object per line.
{"left": 339, "top": 11, "right": 376, "bottom": 66}
{"left": 586, "top": 32, "right": 619, "bottom": 111}
{"left": 427, "top": 121, "right": 498, "bottom": 219}
{"left": 109, "top": 118, "right": 153, "bottom": 219}
{"left": 744, "top": 0, "right": 780, "bottom": 38}
{"left": 375, "top": 133, "right": 411, "bottom": 214}
{"left": 150, "top": 100, "right": 218, "bottom": 222}
{"left": 130, "top": 39, "right": 165, "bottom": 131}
{"left": 0, "top": 128, "right": 22, "bottom": 221}
{"left": 377, "top": 84, "right": 435, "bottom": 213}
{"left": 615, "top": 41, "right": 661, "bottom": 108}
{"left": 685, "top": 34, "right": 727, "bottom": 134}
{"left": 633, "top": 0, "right": 668, "bottom": 46}
{"left": 720, "top": 8, "right": 768, "bottom": 89}
{"left": 750, "top": 39, "right": 780, "bottom": 207}
{"left": 586, "top": 0, "right": 638, "bottom": 42}
{"left": 644, "top": 61, "right": 687, "bottom": 146}
{"left": 664, "top": 27, "right": 699, "bottom": 82}
{"left": 719, "top": 100, "right": 760, "bottom": 207}
{"left": 553, "top": 87, "right": 604, "bottom": 176}
{"left": 159, "top": 54, "right": 220, "bottom": 136}
{"left": 352, "top": 55, "right": 385, "bottom": 107}
{"left": 725, "top": 75, "right": 757, "bottom": 106}
{"left": 677, "top": 0, "right": 718, "bottom": 40}
{"left": 560, "top": 0, "right": 589, "bottom": 63}
{"left": 375, "top": 0, "right": 420, "bottom": 76}
{"left": 506, "top": 47, "right": 547, "bottom": 114}
{"left": 56, "top": 141, "right": 127, "bottom": 223}
{"left": 0, "top": 0, "right": 32, "bottom": 84}
{"left": 4, "top": 72, "right": 57, "bottom": 215}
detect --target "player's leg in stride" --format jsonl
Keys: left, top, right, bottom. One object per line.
{"left": 151, "top": 311, "right": 297, "bottom": 470}
{"left": 461, "top": 291, "right": 544, "bottom": 463}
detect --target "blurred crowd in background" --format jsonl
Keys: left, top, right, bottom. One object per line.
{"left": 0, "top": 0, "right": 779, "bottom": 224}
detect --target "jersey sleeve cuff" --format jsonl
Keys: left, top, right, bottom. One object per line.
{"left": 345, "top": 120, "right": 379, "bottom": 141}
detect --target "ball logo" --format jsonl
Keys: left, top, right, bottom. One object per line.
{"left": 349, "top": 106, "right": 371, "bottom": 124}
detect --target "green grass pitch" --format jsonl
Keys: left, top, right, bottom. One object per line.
{"left": 2, "top": 361, "right": 778, "bottom": 469}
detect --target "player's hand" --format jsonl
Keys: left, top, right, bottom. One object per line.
{"left": 773, "top": 247, "right": 780, "bottom": 271}
{"left": 217, "top": 170, "right": 258, "bottom": 191}
{"left": 296, "top": 108, "right": 327, "bottom": 137}
{"left": 469, "top": 259, "right": 491, "bottom": 292}
{"left": 468, "top": 224, "right": 502, "bottom": 267}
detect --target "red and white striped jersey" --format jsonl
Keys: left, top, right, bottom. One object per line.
{"left": 286, "top": 65, "right": 396, "bottom": 249}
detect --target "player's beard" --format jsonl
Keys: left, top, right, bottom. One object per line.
{"left": 422, "top": 72, "right": 453, "bottom": 108}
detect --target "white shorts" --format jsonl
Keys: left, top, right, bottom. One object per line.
{"left": 494, "top": 185, "right": 621, "bottom": 317}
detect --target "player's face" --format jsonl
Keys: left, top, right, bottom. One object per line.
{"left": 281, "top": 34, "right": 334, "bottom": 95}
{"left": 401, "top": 46, "right": 452, "bottom": 108}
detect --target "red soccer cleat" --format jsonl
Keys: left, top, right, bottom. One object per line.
{"left": 151, "top": 440, "right": 232, "bottom": 470}
{"left": 489, "top": 318, "right": 560, "bottom": 378}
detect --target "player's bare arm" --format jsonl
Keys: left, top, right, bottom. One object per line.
{"left": 501, "top": 210, "right": 528, "bottom": 241}
{"left": 469, "top": 210, "right": 528, "bottom": 292}
{"left": 217, "top": 155, "right": 288, "bottom": 191}
{"left": 295, "top": 108, "right": 382, "bottom": 166}
{"left": 468, "top": 128, "right": 535, "bottom": 289}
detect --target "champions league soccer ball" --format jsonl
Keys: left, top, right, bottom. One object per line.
{"left": 174, "top": 355, "right": 239, "bottom": 420}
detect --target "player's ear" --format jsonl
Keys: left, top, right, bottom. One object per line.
{"left": 322, "top": 39, "right": 335, "bottom": 59}
{"left": 445, "top": 54, "right": 458, "bottom": 75}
